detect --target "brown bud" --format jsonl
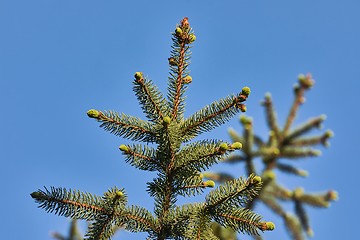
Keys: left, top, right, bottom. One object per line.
{"left": 181, "top": 17, "right": 189, "bottom": 28}
{"left": 168, "top": 57, "right": 177, "bottom": 66}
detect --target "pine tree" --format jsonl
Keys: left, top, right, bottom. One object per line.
{"left": 205, "top": 74, "right": 338, "bottom": 240}
{"left": 31, "top": 17, "right": 275, "bottom": 240}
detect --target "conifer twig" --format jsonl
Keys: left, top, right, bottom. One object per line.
{"left": 31, "top": 18, "right": 274, "bottom": 240}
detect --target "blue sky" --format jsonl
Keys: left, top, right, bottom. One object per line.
{"left": 1, "top": 0, "right": 359, "bottom": 239}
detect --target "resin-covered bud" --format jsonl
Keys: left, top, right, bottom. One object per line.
{"left": 134, "top": 72, "right": 143, "bottom": 80}
{"left": 188, "top": 34, "right": 196, "bottom": 43}
{"left": 252, "top": 176, "right": 262, "bottom": 184}
{"left": 163, "top": 116, "right": 171, "bottom": 125}
{"left": 219, "top": 143, "right": 229, "bottom": 152}
{"left": 204, "top": 180, "right": 215, "bottom": 188}
{"left": 168, "top": 57, "right": 177, "bottom": 66}
{"left": 119, "top": 144, "right": 129, "bottom": 152}
{"left": 115, "top": 191, "right": 124, "bottom": 197}
{"left": 231, "top": 142, "right": 242, "bottom": 149}
{"left": 87, "top": 109, "right": 100, "bottom": 118}
{"left": 241, "top": 86, "right": 251, "bottom": 96}
{"left": 261, "top": 222, "right": 275, "bottom": 231}
{"left": 175, "top": 27, "right": 183, "bottom": 36}
{"left": 183, "top": 76, "right": 192, "bottom": 84}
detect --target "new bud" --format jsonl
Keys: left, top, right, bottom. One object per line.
{"left": 298, "top": 73, "right": 314, "bottom": 89}
{"left": 327, "top": 190, "right": 339, "bottom": 201}
{"left": 231, "top": 142, "right": 242, "bottom": 149}
{"left": 134, "top": 72, "right": 143, "bottom": 80}
{"left": 219, "top": 143, "right": 229, "bottom": 152}
{"left": 188, "top": 34, "right": 196, "bottom": 43}
{"left": 252, "top": 176, "right": 262, "bottom": 184}
{"left": 168, "top": 57, "right": 177, "bottom": 66}
{"left": 298, "top": 74, "right": 306, "bottom": 82}
{"left": 119, "top": 144, "right": 129, "bottom": 152}
{"left": 30, "top": 191, "right": 43, "bottom": 200}
{"left": 115, "top": 191, "right": 124, "bottom": 197}
{"left": 163, "top": 116, "right": 171, "bottom": 125}
{"left": 181, "top": 17, "right": 189, "bottom": 28}
{"left": 87, "top": 109, "right": 100, "bottom": 118}
{"left": 240, "top": 115, "right": 252, "bottom": 125}
{"left": 183, "top": 76, "right": 192, "bottom": 84}
{"left": 241, "top": 86, "right": 251, "bottom": 96}
{"left": 175, "top": 27, "right": 183, "bottom": 36}
{"left": 204, "top": 180, "right": 215, "bottom": 188}
{"left": 325, "top": 130, "right": 334, "bottom": 138}
{"left": 265, "top": 222, "right": 275, "bottom": 231}
{"left": 239, "top": 104, "right": 247, "bottom": 112}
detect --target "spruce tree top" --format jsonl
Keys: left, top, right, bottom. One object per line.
{"left": 31, "top": 17, "right": 274, "bottom": 240}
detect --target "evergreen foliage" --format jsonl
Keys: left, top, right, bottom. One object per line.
{"left": 31, "top": 18, "right": 274, "bottom": 240}
{"left": 205, "top": 74, "right": 338, "bottom": 239}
